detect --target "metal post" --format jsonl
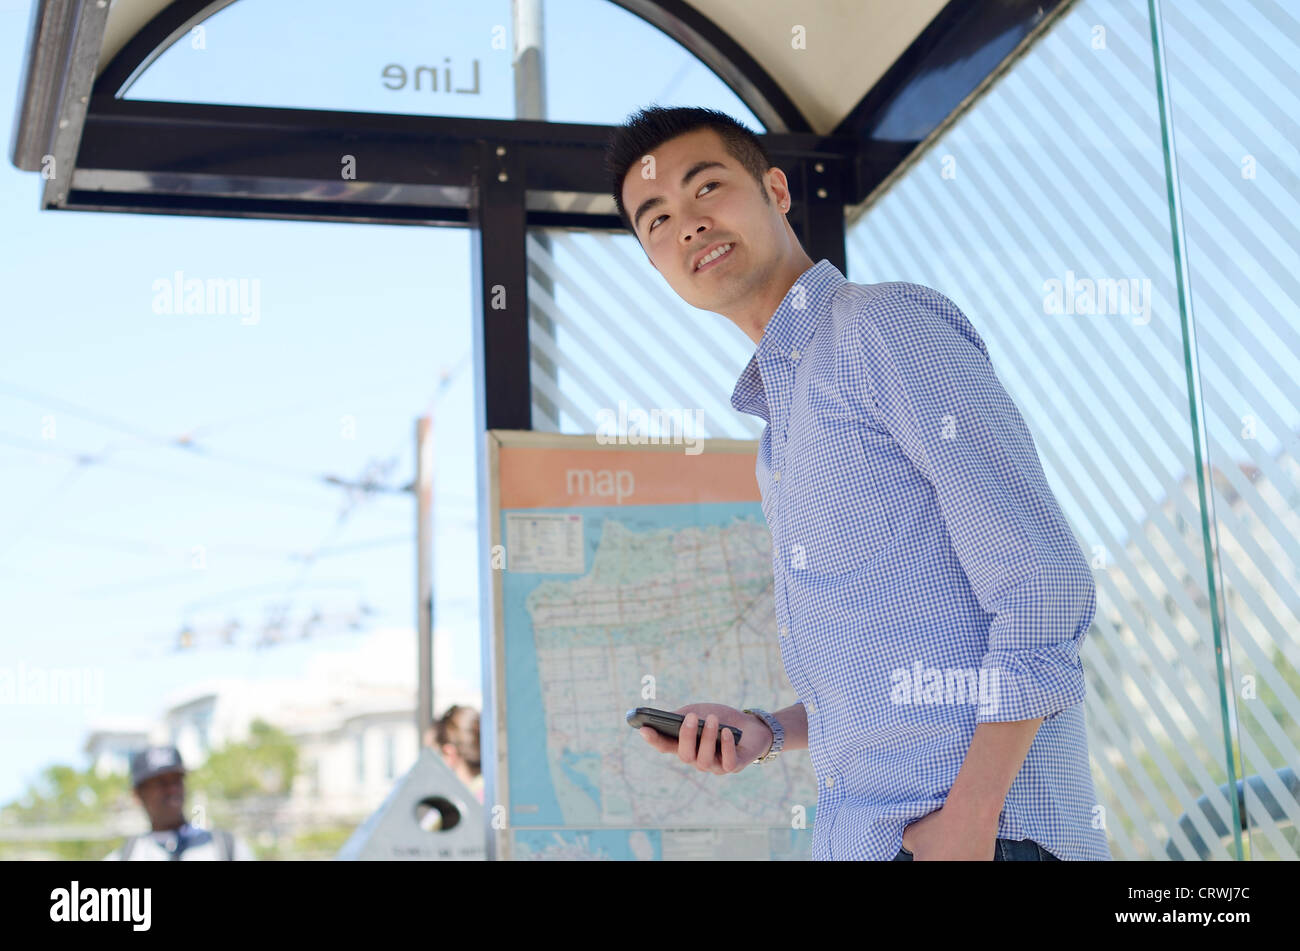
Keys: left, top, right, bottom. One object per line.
{"left": 513, "top": 0, "right": 558, "bottom": 429}
{"left": 416, "top": 415, "right": 433, "bottom": 744}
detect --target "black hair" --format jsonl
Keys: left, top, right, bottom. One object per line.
{"left": 603, "top": 105, "right": 774, "bottom": 235}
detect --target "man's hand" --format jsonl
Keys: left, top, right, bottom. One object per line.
{"left": 637, "top": 703, "right": 771, "bottom": 774}
{"left": 901, "top": 803, "right": 1000, "bottom": 860}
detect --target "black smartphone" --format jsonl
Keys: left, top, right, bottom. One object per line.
{"left": 625, "top": 706, "right": 741, "bottom": 754}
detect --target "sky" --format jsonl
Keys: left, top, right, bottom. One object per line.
{"left": 0, "top": 0, "right": 760, "bottom": 805}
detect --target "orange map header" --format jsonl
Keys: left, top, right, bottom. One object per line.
{"left": 498, "top": 446, "right": 760, "bottom": 509}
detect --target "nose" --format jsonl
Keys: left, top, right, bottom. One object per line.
{"left": 681, "top": 224, "right": 710, "bottom": 264}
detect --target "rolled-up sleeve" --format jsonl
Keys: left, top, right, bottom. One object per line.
{"left": 851, "top": 285, "right": 1096, "bottom": 724}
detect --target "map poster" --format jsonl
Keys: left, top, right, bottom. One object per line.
{"left": 482, "top": 430, "right": 817, "bottom": 860}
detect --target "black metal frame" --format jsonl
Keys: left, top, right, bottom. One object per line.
{"left": 833, "top": 0, "right": 1069, "bottom": 204}
{"left": 70, "top": 99, "right": 854, "bottom": 231}
{"left": 35, "top": 0, "right": 1066, "bottom": 432}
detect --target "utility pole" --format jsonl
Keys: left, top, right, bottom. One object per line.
{"left": 416, "top": 414, "right": 434, "bottom": 745}
{"left": 513, "top": 0, "right": 558, "bottom": 427}
{"left": 321, "top": 405, "right": 454, "bottom": 747}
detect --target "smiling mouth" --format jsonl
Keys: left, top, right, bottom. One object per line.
{"left": 694, "top": 243, "right": 734, "bottom": 274}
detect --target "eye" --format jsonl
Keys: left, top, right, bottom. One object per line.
{"left": 647, "top": 181, "right": 721, "bottom": 233}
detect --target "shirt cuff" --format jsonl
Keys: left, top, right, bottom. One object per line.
{"left": 976, "top": 644, "right": 1087, "bottom": 723}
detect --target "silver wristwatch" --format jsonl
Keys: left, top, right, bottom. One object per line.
{"left": 742, "top": 708, "right": 784, "bottom": 764}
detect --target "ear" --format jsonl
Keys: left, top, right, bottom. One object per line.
{"left": 765, "top": 166, "right": 792, "bottom": 211}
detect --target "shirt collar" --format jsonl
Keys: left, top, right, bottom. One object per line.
{"left": 153, "top": 822, "right": 193, "bottom": 840}
{"left": 730, "top": 258, "right": 846, "bottom": 421}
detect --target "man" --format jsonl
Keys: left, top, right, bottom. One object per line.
{"left": 606, "top": 105, "right": 1110, "bottom": 861}
{"left": 103, "top": 745, "right": 254, "bottom": 861}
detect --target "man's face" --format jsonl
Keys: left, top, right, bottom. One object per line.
{"left": 621, "top": 128, "right": 788, "bottom": 314}
{"left": 135, "top": 770, "right": 185, "bottom": 828}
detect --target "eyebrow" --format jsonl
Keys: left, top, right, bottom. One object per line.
{"left": 632, "top": 159, "right": 728, "bottom": 234}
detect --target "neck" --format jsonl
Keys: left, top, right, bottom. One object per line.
{"left": 152, "top": 818, "right": 184, "bottom": 833}
{"left": 731, "top": 248, "right": 815, "bottom": 346}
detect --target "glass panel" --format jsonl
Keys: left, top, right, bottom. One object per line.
{"left": 845, "top": 0, "right": 1242, "bottom": 859}
{"left": 1156, "top": 0, "right": 1300, "bottom": 860}
{"left": 0, "top": 206, "right": 481, "bottom": 857}
{"left": 123, "top": 0, "right": 762, "bottom": 129}
{"left": 526, "top": 226, "right": 762, "bottom": 441}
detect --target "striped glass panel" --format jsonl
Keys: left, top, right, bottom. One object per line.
{"left": 526, "top": 227, "right": 762, "bottom": 441}
{"left": 846, "top": 0, "right": 1255, "bottom": 860}
{"left": 1158, "top": 0, "right": 1300, "bottom": 860}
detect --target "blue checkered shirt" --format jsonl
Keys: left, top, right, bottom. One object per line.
{"left": 732, "top": 258, "right": 1110, "bottom": 861}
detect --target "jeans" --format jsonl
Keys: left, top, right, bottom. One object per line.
{"left": 892, "top": 837, "right": 1061, "bottom": 861}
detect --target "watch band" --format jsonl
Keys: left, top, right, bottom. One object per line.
{"left": 742, "top": 708, "right": 784, "bottom": 764}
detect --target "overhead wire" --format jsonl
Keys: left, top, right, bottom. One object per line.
{"left": 2, "top": 351, "right": 479, "bottom": 655}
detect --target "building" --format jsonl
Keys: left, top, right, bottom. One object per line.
{"left": 83, "top": 627, "right": 481, "bottom": 833}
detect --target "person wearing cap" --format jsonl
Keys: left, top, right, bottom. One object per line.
{"left": 103, "top": 745, "right": 255, "bottom": 861}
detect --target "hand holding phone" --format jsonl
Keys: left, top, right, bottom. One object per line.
{"left": 627, "top": 704, "right": 769, "bottom": 775}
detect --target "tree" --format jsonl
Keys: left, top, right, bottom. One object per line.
{"left": 189, "top": 718, "right": 298, "bottom": 800}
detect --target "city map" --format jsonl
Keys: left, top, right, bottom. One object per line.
{"left": 490, "top": 436, "right": 817, "bottom": 860}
